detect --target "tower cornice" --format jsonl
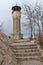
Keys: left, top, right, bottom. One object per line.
{"left": 12, "top": 5, "right": 21, "bottom": 11}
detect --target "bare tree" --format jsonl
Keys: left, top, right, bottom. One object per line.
{"left": 34, "top": 4, "right": 41, "bottom": 34}
{"left": 33, "top": 4, "right": 43, "bottom": 46}
{"left": 23, "top": 5, "right": 34, "bottom": 39}
{"left": 23, "top": 4, "right": 43, "bottom": 40}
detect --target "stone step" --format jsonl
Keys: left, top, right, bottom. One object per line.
{"left": 10, "top": 44, "right": 38, "bottom": 49}
{"left": 13, "top": 49, "right": 40, "bottom": 53}
{"left": 11, "top": 45, "right": 38, "bottom": 49}
{"left": 16, "top": 56, "right": 41, "bottom": 60}
{"left": 14, "top": 51, "right": 40, "bottom": 54}
{"left": 13, "top": 50, "right": 40, "bottom": 56}
{"left": 10, "top": 44, "right": 37, "bottom": 47}
{"left": 14, "top": 53, "right": 41, "bottom": 57}
{"left": 10, "top": 41, "right": 36, "bottom": 46}
{"left": 10, "top": 42, "right": 41, "bottom": 61}
{"left": 13, "top": 48, "right": 39, "bottom": 50}
{"left": 16, "top": 58, "right": 41, "bottom": 60}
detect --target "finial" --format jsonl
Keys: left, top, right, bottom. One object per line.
{"left": 16, "top": 3, "right": 17, "bottom": 6}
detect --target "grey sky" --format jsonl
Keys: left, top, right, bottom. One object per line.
{"left": 0, "top": 0, "right": 43, "bottom": 38}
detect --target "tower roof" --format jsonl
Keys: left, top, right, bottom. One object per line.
{"left": 12, "top": 5, "right": 21, "bottom": 11}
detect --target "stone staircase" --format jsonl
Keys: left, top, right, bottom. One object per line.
{"left": 10, "top": 40, "right": 41, "bottom": 62}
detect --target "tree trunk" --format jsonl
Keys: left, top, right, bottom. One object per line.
{"left": 30, "top": 19, "right": 33, "bottom": 39}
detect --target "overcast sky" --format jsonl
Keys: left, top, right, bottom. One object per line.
{"left": 0, "top": 0, "right": 43, "bottom": 38}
